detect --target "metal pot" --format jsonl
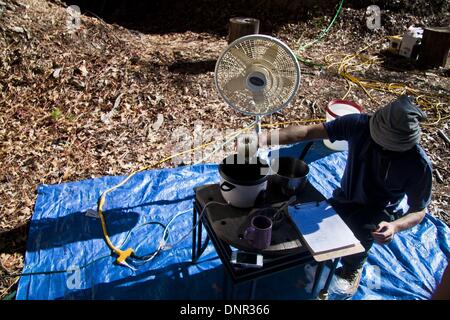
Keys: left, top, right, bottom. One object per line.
{"left": 270, "top": 142, "right": 313, "bottom": 197}
{"left": 219, "top": 154, "right": 269, "bottom": 208}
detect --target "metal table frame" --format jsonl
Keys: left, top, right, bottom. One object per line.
{"left": 191, "top": 195, "right": 339, "bottom": 299}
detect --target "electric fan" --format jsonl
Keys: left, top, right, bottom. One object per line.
{"left": 215, "top": 34, "right": 302, "bottom": 208}
{"left": 215, "top": 34, "right": 301, "bottom": 130}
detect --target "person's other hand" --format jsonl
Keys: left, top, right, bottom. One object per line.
{"left": 371, "top": 221, "right": 397, "bottom": 245}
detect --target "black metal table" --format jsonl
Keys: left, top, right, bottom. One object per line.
{"left": 191, "top": 179, "right": 339, "bottom": 299}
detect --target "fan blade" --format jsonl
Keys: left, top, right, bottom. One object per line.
{"left": 229, "top": 47, "right": 251, "bottom": 66}
{"left": 223, "top": 75, "right": 246, "bottom": 93}
{"left": 262, "top": 43, "right": 280, "bottom": 63}
{"left": 252, "top": 91, "right": 266, "bottom": 105}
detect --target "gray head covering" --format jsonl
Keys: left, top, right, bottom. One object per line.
{"left": 369, "top": 95, "right": 426, "bottom": 152}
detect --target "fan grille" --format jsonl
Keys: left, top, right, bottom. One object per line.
{"left": 215, "top": 35, "right": 300, "bottom": 116}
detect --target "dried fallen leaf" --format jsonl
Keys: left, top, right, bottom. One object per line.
{"left": 52, "top": 67, "right": 62, "bottom": 78}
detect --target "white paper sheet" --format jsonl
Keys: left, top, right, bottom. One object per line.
{"left": 288, "top": 201, "right": 360, "bottom": 254}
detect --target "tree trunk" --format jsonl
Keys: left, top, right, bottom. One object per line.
{"left": 418, "top": 27, "right": 450, "bottom": 69}
{"left": 228, "top": 17, "right": 260, "bottom": 44}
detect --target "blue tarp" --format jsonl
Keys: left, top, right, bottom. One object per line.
{"left": 16, "top": 142, "right": 449, "bottom": 300}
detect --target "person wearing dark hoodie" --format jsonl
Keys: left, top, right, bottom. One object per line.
{"left": 260, "top": 95, "right": 432, "bottom": 296}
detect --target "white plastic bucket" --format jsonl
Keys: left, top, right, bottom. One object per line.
{"left": 323, "top": 100, "right": 363, "bottom": 151}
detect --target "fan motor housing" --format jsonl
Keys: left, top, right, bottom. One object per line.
{"left": 247, "top": 71, "right": 267, "bottom": 91}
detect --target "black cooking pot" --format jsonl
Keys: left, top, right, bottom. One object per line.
{"left": 270, "top": 142, "right": 313, "bottom": 197}
{"left": 219, "top": 154, "right": 269, "bottom": 208}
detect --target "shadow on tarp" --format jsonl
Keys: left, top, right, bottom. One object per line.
{"left": 59, "top": 255, "right": 321, "bottom": 300}
{"left": 26, "top": 209, "right": 139, "bottom": 252}
{"left": 61, "top": 258, "right": 226, "bottom": 300}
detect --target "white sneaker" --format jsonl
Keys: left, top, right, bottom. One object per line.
{"left": 331, "top": 266, "right": 363, "bottom": 298}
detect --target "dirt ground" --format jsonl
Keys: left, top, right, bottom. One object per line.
{"left": 0, "top": 0, "right": 449, "bottom": 298}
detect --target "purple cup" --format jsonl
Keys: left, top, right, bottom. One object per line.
{"left": 244, "top": 215, "right": 272, "bottom": 250}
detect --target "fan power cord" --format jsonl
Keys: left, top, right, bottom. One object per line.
{"left": 160, "top": 201, "right": 228, "bottom": 251}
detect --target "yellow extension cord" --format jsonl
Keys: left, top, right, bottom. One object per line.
{"left": 97, "top": 118, "right": 325, "bottom": 265}
{"left": 324, "top": 43, "right": 450, "bottom": 126}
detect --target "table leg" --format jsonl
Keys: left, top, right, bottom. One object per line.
{"left": 223, "top": 268, "right": 227, "bottom": 299}
{"left": 250, "top": 280, "right": 257, "bottom": 300}
{"left": 192, "top": 201, "right": 211, "bottom": 262}
{"left": 324, "top": 258, "right": 339, "bottom": 290}
{"left": 192, "top": 201, "right": 197, "bottom": 263}
{"left": 318, "top": 258, "right": 340, "bottom": 299}
{"left": 311, "top": 261, "right": 325, "bottom": 296}
{"left": 199, "top": 234, "right": 210, "bottom": 258}
{"left": 223, "top": 267, "right": 232, "bottom": 300}
{"left": 197, "top": 210, "right": 203, "bottom": 258}
{"left": 231, "top": 284, "right": 236, "bottom": 300}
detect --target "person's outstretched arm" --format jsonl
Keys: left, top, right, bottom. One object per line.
{"left": 372, "top": 157, "right": 433, "bottom": 245}
{"left": 260, "top": 123, "right": 329, "bottom": 146}
{"left": 372, "top": 209, "right": 426, "bottom": 244}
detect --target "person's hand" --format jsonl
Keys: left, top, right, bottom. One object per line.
{"left": 371, "top": 221, "right": 397, "bottom": 245}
